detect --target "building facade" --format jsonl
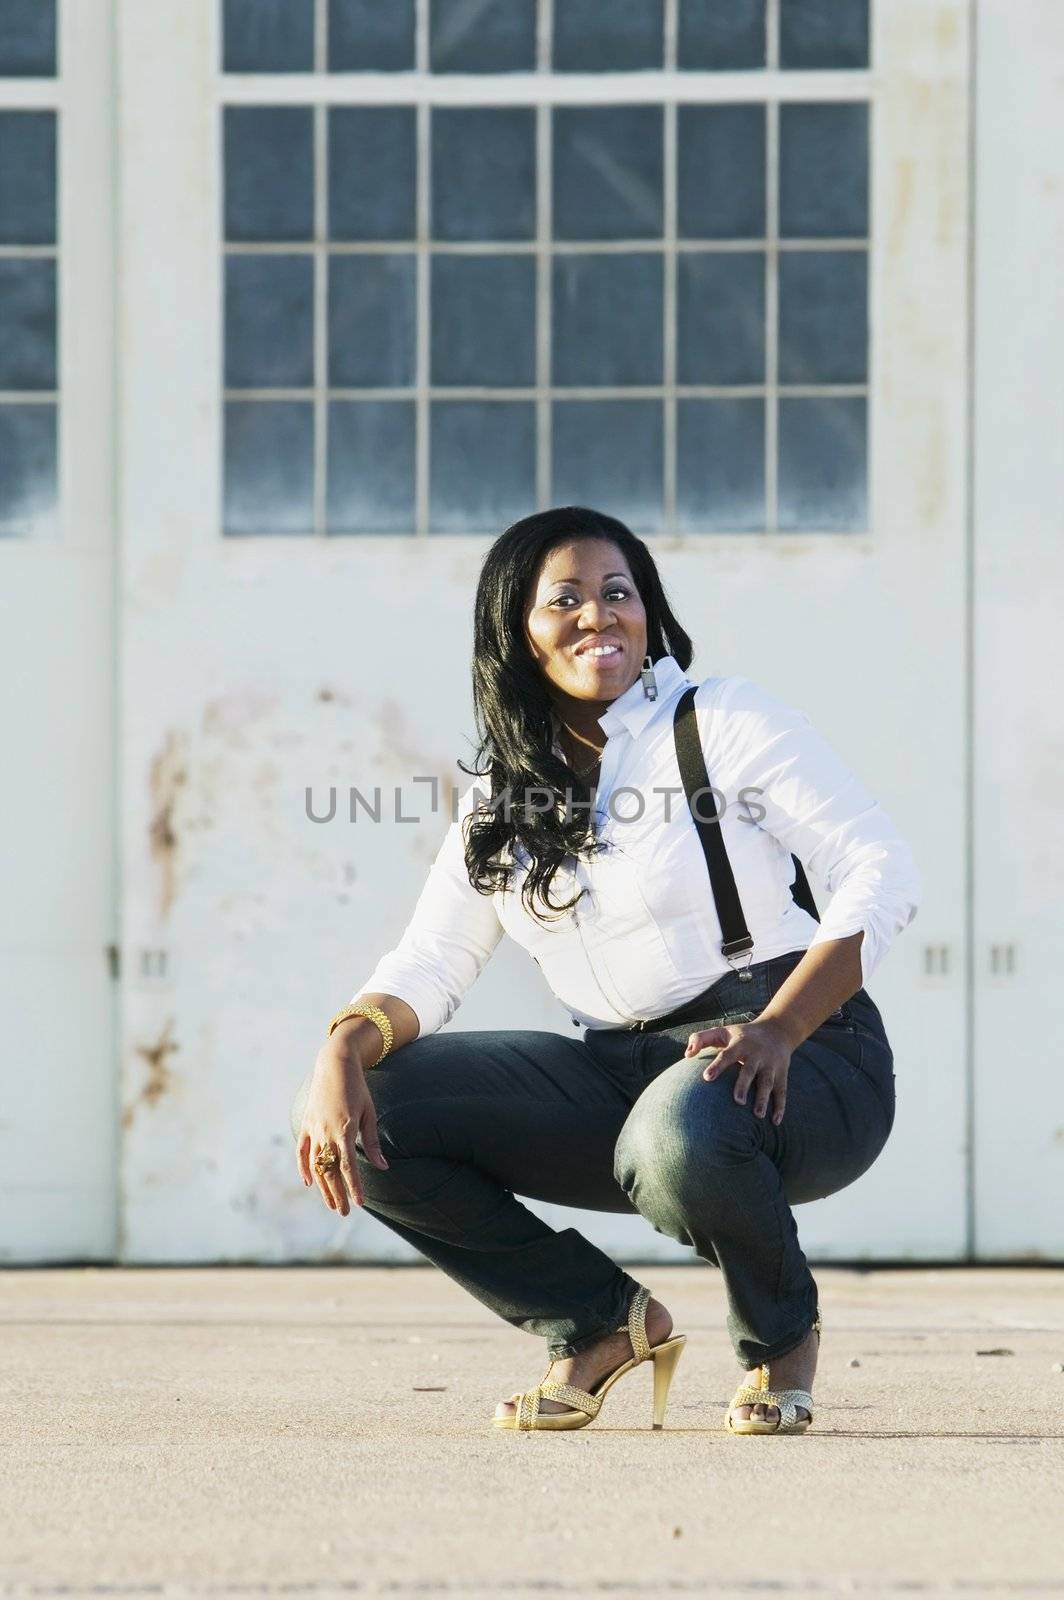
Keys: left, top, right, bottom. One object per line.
{"left": 1, "top": 0, "right": 1060, "bottom": 1263}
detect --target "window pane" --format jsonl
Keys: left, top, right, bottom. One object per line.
{"left": 431, "top": 109, "right": 535, "bottom": 242}
{"left": 329, "top": 0, "right": 415, "bottom": 69}
{"left": 553, "top": 0, "right": 663, "bottom": 71}
{"left": 222, "top": 0, "right": 315, "bottom": 72}
{"left": 553, "top": 254, "right": 662, "bottom": 387}
{"left": 224, "top": 402, "right": 314, "bottom": 535}
{"left": 779, "top": 103, "right": 868, "bottom": 238}
{"left": 431, "top": 256, "right": 535, "bottom": 387}
{"left": 678, "top": 0, "right": 766, "bottom": 70}
{"left": 224, "top": 107, "right": 314, "bottom": 242}
{"left": 329, "top": 107, "right": 416, "bottom": 241}
{"left": 225, "top": 255, "right": 314, "bottom": 388}
{"left": 677, "top": 253, "right": 764, "bottom": 385}
{"left": 780, "top": 0, "right": 870, "bottom": 69}
{"left": 327, "top": 402, "right": 415, "bottom": 533}
{"left": 0, "top": 112, "right": 55, "bottom": 246}
{"left": 778, "top": 250, "right": 867, "bottom": 384}
{"left": 429, "top": 402, "right": 535, "bottom": 533}
{"left": 552, "top": 401, "right": 663, "bottom": 533}
{"left": 329, "top": 255, "right": 416, "bottom": 388}
{"left": 778, "top": 397, "right": 866, "bottom": 531}
{"left": 0, "top": 259, "right": 56, "bottom": 389}
{"left": 677, "top": 399, "right": 764, "bottom": 531}
{"left": 677, "top": 105, "right": 765, "bottom": 239}
{"left": 0, "top": 0, "right": 56, "bottom": 76}
{"left": 0, "top": 404, "right": 57, "bottom": 536}
{"left": 430, "top": 0, "right": 536, "bottom": 73}
{"left": 553, "top": 107, "right": 663, "bottom": 241}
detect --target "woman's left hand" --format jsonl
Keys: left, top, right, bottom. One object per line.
{"left": 683, "top": 1019, "right": 795, "bottom": 1125}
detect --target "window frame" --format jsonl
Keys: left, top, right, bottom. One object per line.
{"left": 218, "top": 0, "right": 875, "bottom": 538}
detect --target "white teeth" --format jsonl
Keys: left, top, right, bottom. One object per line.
{"left": 581, "top": 645, "right": 620, "bottom": 658}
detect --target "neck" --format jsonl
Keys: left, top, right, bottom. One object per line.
{"left": 548, "top": 689, "right": 612, "bottom": 748}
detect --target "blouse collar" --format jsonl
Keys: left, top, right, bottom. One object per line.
{"left": 548, "top": 654, "right": 691, "bottom": 752}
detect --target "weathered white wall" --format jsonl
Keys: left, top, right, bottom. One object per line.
{"left": 0, "top": 0, "right": 117, "bottom": 1262}
{"left": 110, "top": 0, "right": 972, "bottom": 1264}
{"left": 971, "top": 0, "right": 1064, "bottom": 1254}
{"left": 6, "top": 0, "right": 1058, "bottom": 1265}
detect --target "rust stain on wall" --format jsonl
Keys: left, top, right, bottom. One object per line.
{"left": 122, "top": 1018, "right": 180, "bottom": 1130}
{"left": 148, "top": 731, "right": 188, "bottom": 920}
{"left": 888, "top": 158, "right": 916, "bottom": 263}
{"left": 935, "top": 6, "right": 959, "bottom": 54}
{"left": 316, "top": 684, "right": 354, "bottom": 707}
{"left": 915, "top": 415, "right": 948, "bottom": 528}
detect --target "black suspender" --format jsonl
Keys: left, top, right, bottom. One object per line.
{"left": 672, "top": 685, "right": 819, "bottom": 982}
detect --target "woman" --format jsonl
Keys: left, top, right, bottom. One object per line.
{"left": 291, "top": 506, "right": 920, "bottom": 1435}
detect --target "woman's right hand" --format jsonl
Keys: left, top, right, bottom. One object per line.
{"left": 294, "top": 1036, "right": 390, "bottom": 1216}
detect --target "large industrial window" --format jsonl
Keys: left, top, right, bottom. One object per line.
{"left": 221, "top": 0, "right": 870, "bottom": 537}
{"left": 0, "top": 0, "right": 58, "bottom": 539}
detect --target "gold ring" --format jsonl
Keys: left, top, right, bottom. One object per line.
{"left": 314, "top": 1142, "right": 339, "bottom": 1174}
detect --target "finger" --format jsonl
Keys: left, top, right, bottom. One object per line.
{"left": 296, "top": 1132, "right": 312, "bottom": 1187}
{"left": 771, "top": 1082, "right": 788, "bottom": 1126}
{"left": 731, "top": 1059, "right": 757, "bottom": 1106}
{"left": 338, "top": 1137, "right": 364, "bottom": 1210}
{"left": 312, "top": 1137, "right": 345, "bottom": 1213}
{"left": 753, "top": 1071, "right": 776, "bottom": 1120}
{"left": 702, "top": 1044, "right": 742, "bottom": 1081}
{"left": 312, "top": 1163, "right": 336, "bottom": 1211}
{"left": 358, "top": 1109, "right": 390, "bottom": 1173}
{"left": 684, "top": 1026, "right": 729, "bottom": 1059}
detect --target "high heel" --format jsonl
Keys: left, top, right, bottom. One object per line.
{"left": 490, "top": 1284, "right": 688, "bottom": 1432}
{"left": 725, "top": 1311, "right": 822, "bottom": 1436}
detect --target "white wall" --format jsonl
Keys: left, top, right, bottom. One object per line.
{"left": 971, "top": 0, "right": 1064, "bottom": 1255}
{"left": 111, "top": 0, "right": 971, "bottom": 1264}
{"left": 5, "top": 0, "right": 1060, "bottom": 1264}
{"left": 0, "top": 0, "right": 117, "bottom": 1262}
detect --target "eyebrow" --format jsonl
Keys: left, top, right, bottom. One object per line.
{"left": 547, "top": 572, "right": 630, "bottom": 587}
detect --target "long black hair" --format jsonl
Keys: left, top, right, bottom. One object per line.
{"left": 458, "top": 506, "right": 693, "bottom": 921}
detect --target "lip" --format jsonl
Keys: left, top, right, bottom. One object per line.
{"left": 573, "top": 638, "right": 625, "bottom": 659}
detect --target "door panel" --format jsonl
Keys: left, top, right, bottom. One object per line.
{"left": 0, "top": 0, "right": 117, "bottom": 1261}
{"left": 971, "top": 0, "right": 1064, "bottom": 1257}
{"left": 115, "top": 0, "right": 969, "bottom": 1262}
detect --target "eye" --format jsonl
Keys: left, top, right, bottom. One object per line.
{"left": 548, "top": 586, "right": 631, "bottom": 608}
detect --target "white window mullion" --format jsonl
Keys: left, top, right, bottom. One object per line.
{"left": 662, "top": 0, "right": 678, "bottom": 532}
{"left": 414, "top": 0, "right": 430, "bottom": 536}
{"left": 765, "top": 0, "right": 782, "bottom": 534}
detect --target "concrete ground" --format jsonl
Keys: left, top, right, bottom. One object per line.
{"left": 1, "top": 1265, "right": 1062, "bottom": 1598}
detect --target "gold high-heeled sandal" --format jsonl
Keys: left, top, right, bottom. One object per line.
{"left": 490, "top": 1284, "right": 688, "bottom": 1432}
{"left": 725, "top": 1312, "right": 822, "bottom": 1435}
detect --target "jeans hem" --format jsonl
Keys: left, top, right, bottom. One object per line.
{"left": 735, "top": 1308, "right": 820, "bottom": 1370}
{"left": 546, "top": 1277, "right": 642, "bottom": 1359}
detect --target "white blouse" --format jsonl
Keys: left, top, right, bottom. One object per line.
{"left": 353, "top": 654, "right": 921, "bottom": 1035}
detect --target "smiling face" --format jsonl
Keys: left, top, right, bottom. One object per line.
{"left": 523, "top": 537, "right": 649, "bottom": 717}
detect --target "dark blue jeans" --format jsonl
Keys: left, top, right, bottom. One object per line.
{"left": 291, "top": 949, "right": 895, "bottom": 1369}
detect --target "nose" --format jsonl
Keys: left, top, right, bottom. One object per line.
{"left": 577, "top": 597, "right": 617, "bottom": 627}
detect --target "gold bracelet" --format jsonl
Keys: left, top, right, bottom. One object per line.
{"left": 326, "top": 1002, "right": 394, "bottom": 1067}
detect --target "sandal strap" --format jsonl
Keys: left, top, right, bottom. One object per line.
{"left": 515, "top": 1386, "right": 539, "bottom": 1430}
{"left": 729, "top": 1384, "right": 813, "bottom": 1429}
{"left": 511, "top": 1380, "right": 600, "bottom": 1430}
{"left": 620, "top": 1283, "right": 652, "bottom": 1364}
{"left": 537, "top": 1381, "right": 602, "bottom": 1418}
{"left": 761, "top": 1387, "right": 814, "bottom": 1428}
{"left": 730, "top": 1384, "right": 772, "bottom": 1409}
